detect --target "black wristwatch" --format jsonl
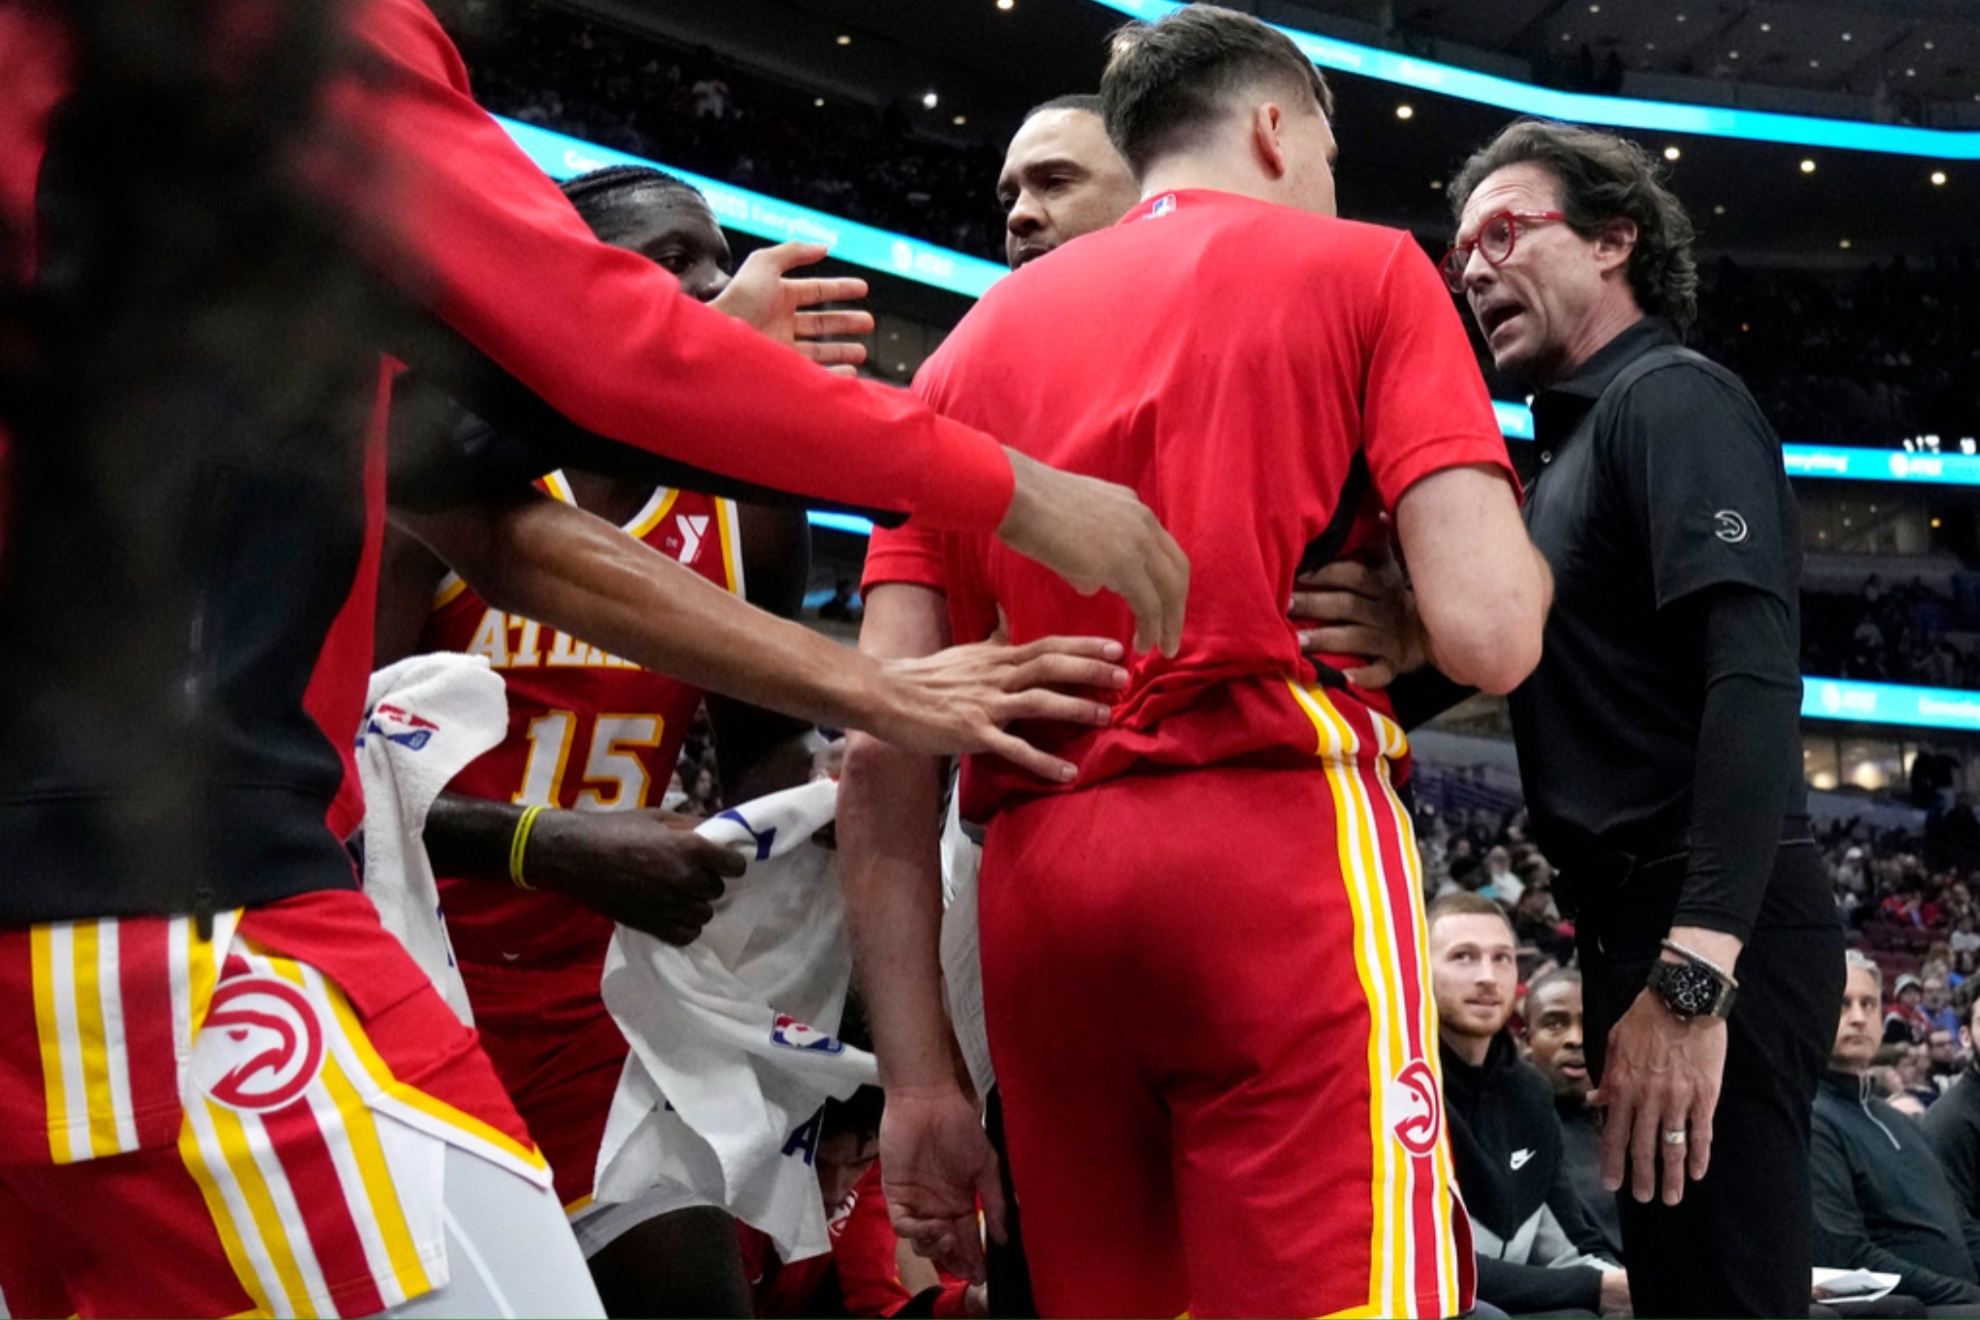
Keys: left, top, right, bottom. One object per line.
{"left": 1646, "top": 941, "right": 1739, "bottom": 1020}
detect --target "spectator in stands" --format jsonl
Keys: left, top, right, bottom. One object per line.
{"left": 1429, "top": 895, "right": 1629, "bottom": 1318}
{"left": 1889, "top": 973, "right": 1935, "bottom": 1044}
{"left": 1521, "top": 967, "right": 1622, "bottom": 1258}
{"left": 1922, "top": 989, "right": 1980, "bottom": 1222}
{"left": 1926, "top": 976, "right": 1964, "bottom": 1035}
{"left": 1479, "top": 845, "right": 1523, "bottom": 906}
{"left": 1812, "top": 952, "right": 1980, "bottom": 1313}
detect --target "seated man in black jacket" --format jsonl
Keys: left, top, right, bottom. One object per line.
{"left": 1921, "top": 985, "right": 1980, "bottom": 1223}
{"left": 1430, "top": 895, "right": 1630, "bottom": 1318}
{"left": 1522, "top": 967, "right": 1623, "bottom": 1259}
{"left": 1815, "top": 952, "right": 1980, "bottom": 1315}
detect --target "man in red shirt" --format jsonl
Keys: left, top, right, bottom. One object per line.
{"left": 841, "top": 8, "right": 1550, "bottom": 1317}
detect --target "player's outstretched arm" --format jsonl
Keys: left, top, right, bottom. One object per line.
{"left": 1392, "top": 463, "right": 1552, "bottom": 695}
{"left": 389, "top": 493, "right": 1128, "bottom": 776}
{"left": 840, "top": 583, "right": 1005, "bottom": 1284}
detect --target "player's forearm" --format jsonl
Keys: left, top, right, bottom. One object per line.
{"left": 1395, "top": 465, "right": 1551, "bottom": 694}
{"left": 839, "top": 731, "right": 965, "bottom": 1095}
{"left": 422, "top": 791, "right": 525, "bottom": 884}
{"left": 404, "top": 493, "right": 901, "bottom": 735}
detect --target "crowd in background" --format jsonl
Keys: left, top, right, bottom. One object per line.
{"left": 444, "top": 1, "right": 1980, "bottom": 451}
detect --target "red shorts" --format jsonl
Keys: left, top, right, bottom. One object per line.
{"left": 0, "top": 888, "right": 547, "bottom": 1318}
{"left": 456, "top": 947, "right": 629, "bottom": 1213}
{"left": 978, "top": 688, "right": 1473, "bottom": 1319}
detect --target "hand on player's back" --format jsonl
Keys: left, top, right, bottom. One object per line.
{"left": 995, "top": 448, "right": 1190, "bottom": 658}
{"left": 1288, "top": 549, "right": 1426, "bottom": 688}
{"left": 524, "top": 808, "right": 746, "bottom": 945}
{"left": 870, "top": 631, "right": 1129, "bottom": 783}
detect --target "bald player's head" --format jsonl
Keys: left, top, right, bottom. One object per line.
{"left": 996, "top": 94, "right": 1140, "bottom": 270}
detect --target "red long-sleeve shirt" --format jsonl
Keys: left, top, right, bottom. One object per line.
{"left": 0, "top": 0, "right": 1014, "bottom": 923}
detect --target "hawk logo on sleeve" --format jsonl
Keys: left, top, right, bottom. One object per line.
{"left": 1713, "top": 510, "right": 1749, "bottom": 544}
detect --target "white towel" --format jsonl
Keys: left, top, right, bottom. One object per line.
{"left": 357, "top": 653, "right": 509, "bottom": 1026}
{"left": 938, "top": 792, "right": 995, "bottom": 1102}
{"left": 594, "top": 779, "right": 876, "bottom": 1263}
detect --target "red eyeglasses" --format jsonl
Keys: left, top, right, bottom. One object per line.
{"left": 1440, "top": 210, "right": 1567, "bottom": 293}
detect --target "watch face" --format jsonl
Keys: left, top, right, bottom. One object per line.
{"left": 1658, "top": 961, "right": 1720, "bottom": 1017}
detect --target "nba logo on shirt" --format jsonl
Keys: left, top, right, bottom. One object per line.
{"left": 1151, "top": 193, "right": 1178, "bottom": 218}
{"left": 770, "top": 1014, "right": 845, "bottom": 1054}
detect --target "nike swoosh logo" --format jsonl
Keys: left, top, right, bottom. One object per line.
{"left": 1510, "top": 1148, "right": 1535, "bottom": 1170}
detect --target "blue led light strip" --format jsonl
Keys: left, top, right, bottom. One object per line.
{"left": 1803, "top": 678, "right": 1980, "bottom": 733}
{"left": 1083, "top": 0, "right": 1980, "bottom": 160}
{"left": 498, "top": 118, "right": 1007, "bottom": 299}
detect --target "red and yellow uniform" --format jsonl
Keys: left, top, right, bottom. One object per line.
{"left": 0, "top": 888, "right": 546, "bottom": 1318}
{"left": 864, "top": 190, "right": 1514, "bottom": 1318}
{"left": 420, "top": 473, "right": 743, "bottom": 1210}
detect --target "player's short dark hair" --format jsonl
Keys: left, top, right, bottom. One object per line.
{"left": 559, "top": 166, "right": 704, "bottom": 243}
{"left": 1025, "top": 92, "right": 1104, "bottom": 121}
{"left": 822, "top": 1085, "right": 885, "bottom": 1143}
{"left": 1525, "top": 965, "right": 1581, "bottom": 1006}
{"left": 1100, "top": 4, "right": 1333, "bottom": 179}
{"left": 1448, "top": 119, "right": 1699, "bottom": 334}
{"left": 1427, "top": 891, "right": 1516, "bottom": 940}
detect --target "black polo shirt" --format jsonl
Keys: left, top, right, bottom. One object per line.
{"left": 1509, "top": 317, "right": 1803, "bottom": 870}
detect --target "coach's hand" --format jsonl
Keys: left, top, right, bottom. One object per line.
{"left": 871, "top": 631, "right": 1128, "bottom": 783}
{"left": 524, "top": 808, "right": 745, "bottom": 945}
{"left": 996, "top": 449, "right": 1190, "bottom": 658}
{"left": 1590, "top": 973, "right": 1731, "bottom": 1206}
{"left": 881, "top": 1087, "right": 1007, "bottom": 1285}
{"left": 713, "top": 241, "right": 873, "bottom": 377}
{"left": 1290, "top": 550, "right": 1425, "bottom": 688}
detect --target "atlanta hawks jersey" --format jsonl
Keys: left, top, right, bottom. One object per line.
{"left": 422, "top": 474, "right": 744, "bottom": 965}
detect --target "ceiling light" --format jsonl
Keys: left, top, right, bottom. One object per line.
{"left": 1588, "top": 3, "right": 1599, "bottom": 11}
{"left": 1801, "top": 159, "right": 1817, "bottom": 173}
{"left": 1713, "top": 204, "right": 1726, "bottom": 214}
{"left": 1676, "top": 12, "right": 1687, "bottom": 20}
{"left": 1664, "top": 145, "right": 1681, "bottom": 160}
{"left": 1839, "top": 238, "right": 1852, "bottom": 249}
{"left": 1760, "top": 21, "right": 1771, "bottom": 31}
{"left": 835, "top": 34, "right": 851, "bottom": 45}
{"left": 953, "top": 114, "right": 967, "bottom": 126}
{"left": 1645, "top": 41, "right": 1656, "bottom": 50}
{"left": 1907, "top": 68, "right": 1918, "bottom": 77}
{"left": 922, "top": 91, "right": 939, "bottom": 109}
{"left": 1842, "top": 32, "right": 1852, "bottom": 41}
{"left": 1729, "top": 50, "right": 1740, "bottom": 59}
{"left": 1562, "top": 31, "right": 1573, "bottom": 40}
{"left": 1396, "top": 104, "right": 1414, "bottom": 119}
{"left": 997, "top": 0, "right": 1014, "bottom": 8}
{"left": 1932, "top": 170, "right": 1948, "bottom": 185}
{"left": 1809, "top": 59, "right": 1820, "bottom": 67}
{"left": 813, "top": 97, "right": 825, "bottom": 107}
{"left": 1925, "top": 40, "right": 1936, "bottom": 50}
{"left": 1430, "top": 179, "right": 1444, "bottom": 190}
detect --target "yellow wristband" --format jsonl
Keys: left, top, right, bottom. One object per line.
{"left": 509, "top": 804, "right": 547, "bottom": 890}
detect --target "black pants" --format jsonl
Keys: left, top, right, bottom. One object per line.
{"left": 1575, "top": 841, "right": 1845, "bottom": 1319}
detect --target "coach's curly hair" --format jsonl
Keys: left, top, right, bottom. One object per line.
{"left": 1448, "top": 120, "right": 1699, "bottom": 334}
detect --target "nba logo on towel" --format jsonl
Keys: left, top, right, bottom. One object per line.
{"left": 771, "top": 1014, "right": 845, "bottom": 1054}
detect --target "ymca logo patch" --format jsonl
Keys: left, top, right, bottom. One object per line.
{"left": 1388, "top": 1058, "right": 1444, "bottom": 1158}
{"left": 192, "top": 977, "right": 326, "bottom": 1112}
{"left": 770, "top": 1014, "right": 845, "bottom": 1054}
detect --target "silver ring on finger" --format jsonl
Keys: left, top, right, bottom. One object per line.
{"left": 1662, "top": 1127, "right": 1688, "bottom": 1146}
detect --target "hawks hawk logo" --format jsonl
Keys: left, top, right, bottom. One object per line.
{"left": 1389, "top": 1059, "right": 1444, "bottom": 1158}
{"left": 192, "top": 977, "right": 326, "bottom": 1112}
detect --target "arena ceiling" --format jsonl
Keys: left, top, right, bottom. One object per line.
{"left": 555, "top": 0, "right": 1980, "bottom": 265}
